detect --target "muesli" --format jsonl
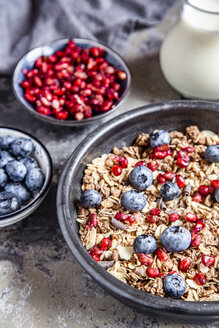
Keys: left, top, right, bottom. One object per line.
{"left": 77, "top": 126, "right": 219, "bottom": 301}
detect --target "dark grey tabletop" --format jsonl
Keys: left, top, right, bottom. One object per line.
{"left": 0, "top": 12, "right": 218, "bottom": 328}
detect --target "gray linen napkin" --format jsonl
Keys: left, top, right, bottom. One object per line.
{"left": 0, "top": 0, "right": 175, "bottom": 74}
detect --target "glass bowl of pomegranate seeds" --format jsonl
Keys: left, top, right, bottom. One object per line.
{"left": 57, "top": 100, "right": 219, "bottom": 322}
{"left": 0, "top": 127, "right": 52, "bottom": 227}
{"left": 12, "top": 38, "right": 131, "bottom": 126}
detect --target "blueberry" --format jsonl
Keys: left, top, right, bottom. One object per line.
{"left": 0, "top": 191, "right": 20, "bottom": 216}
{"left": 133, "top": 234, "right": 157, "bottom": 254}
{"left": 160, "top": 182, "right": 180, "bottom": 201}
{"left": 4, "top": 183, "right": 30, "bottom": 204}
{"left": 0, "top": 151, "right": 14, "bottom": 168}
{"left": 121, "top": 190, "right": 147, "bottom": 212}
{"left": 150, "top": 130, "right": 171, "bottom": 148}
{"left": 215, "top": 188, "right": 219, "bottom": 203}
{"left": 25, "top": 168, "right": 44, "bottom": 192}
{"left": 20, "top": 157, "right": 38, "bottom": 171}
{"left": 6, "top": 160, "right": 27, "bottom": 182}
{"left": 164, "top": 273, "right": 186, "bottom": 298}
{"left": 0, "top": 168, "right": 7, "bottom": 188}
{"left": 0, "top": 135, "right": 15, "bottom": 149}
{"left": 204, "top": 145, "right": 219, "bottom": 163}
{"left": 129, "top": 166, "right": 153, "bottom": 191}
{"left": 11, "top": 138, "right": 34, "bottom": 157}
{"left": 160, "top": 225, "right": 191, "bottom": 252}
{"left": 80, "top": 189, "right": 102, "bottom": 208}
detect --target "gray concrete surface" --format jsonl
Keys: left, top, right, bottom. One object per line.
{"left": 0, "top": 4, "right": 218, "bottom": 328}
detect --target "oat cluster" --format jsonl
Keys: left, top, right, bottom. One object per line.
{"left": 77, "top": 126, "right": 219, "bottom": 301}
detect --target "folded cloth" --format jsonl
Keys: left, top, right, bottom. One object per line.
{"left": 0, "top": 0, "right": 175, "bottom": 74}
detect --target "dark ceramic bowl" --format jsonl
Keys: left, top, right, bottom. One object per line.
{"left": 0, "top": 127, "right": 53, "bottom": 227}
{"left": 57, "top": 100, "right": 219, "bottom": 322}
{"left": 12, "top": 38, "right": 131, "bottom": 126}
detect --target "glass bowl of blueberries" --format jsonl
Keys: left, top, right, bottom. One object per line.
{"left": 0, "top": 127, "right": 52, "bottom": 227}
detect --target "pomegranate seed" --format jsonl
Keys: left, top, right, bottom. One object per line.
{"left": 147, "top": 215, "right": 159, "bottom": 223}
{"left": 157, "top": 249, "right": 168, "bottom": 262}
{"left": 55, "top": 111, "right": 68, "bottom": 120}
{"left": 149, "top": 208, "right": 160, "bottom": 215}
{"left": 118, "top": 156, "right": 128, "bottom": 168}
{"left": 90, "top": 47, "right": 100, "bottom": 57}
{"left": 154, "top": 144, "right": 169, "bottom": 152}
{"left": 22, "top": 68, "right": 28, "bottom": 75}
{"left": 179, "top": 258, "right": 192, "bottom": 271}
{"left": 147, "top": 162, "right": 158, "bottom": 171}
{"left": 198, "top": 185, "right": 210, "bottom": 196}
{"left": 146, "top": 267, "right": 160, "bottom": 278}
{"left": 175, "top": 175, "right": 185, "bottom": 188}
{"left": 111, "top": 165, "right": 122, "bottom": 176}
{"left": 35, "top": 57, "right": 44, "bottom": 68}
{"left": 81, "top": 88, "right": 92, "bottom": 97}
{"left": 129, "top": 213, "right": 140, "bottom": 224}
{"left": 75, "top": 112, "right": 84, "bottom": 120}
{"left": 90, "top": 246, "right": 102, "bottom": 256}
{"left": 56, "top": 50, "right": 65, "bottom": 57}
{"left": 74, "top": 71, "right": 88, "bottom": 80}
{"left": 211, "top": 180, "right": 219, "bottom": 190}
{"left": 169, "top": 212, "right": 180, "bottom": 222}
{"left": 183, "top": 146, "right": 194, "bottom": 153}
{"left": 84, "top": 106, "right": 92, "bottom": 118}
{"left": 90, "top": 253, "right": 100, "bottom": 262}
{"left": 185, "top": 212, "right": 198, "bottom": 222}
{"left": 24, "top": 93, "right": 36, "bottom": 103}
{"left": 33, "top": 76, "right": 43, "bottom": 87}
{"left": 91, "top": 94, "right": 104, "bottom": 106}
{"left": 51, "top": 99, "right": 59, "bottom": 110}
{"left": 101, "top": 237, "right": 111, "bottom": 251}
{"left": 48, "top": 54, "right": 58, "bottom": 63}
{"left": 105, "top": 66, "right": 116, "bottom": 74}
{"left": 191, "top": 233, "right": 202, "bottom": 247}
{"left": 154, "top": 151, "right": 167, "bottom": 159}
{"left": 36, "top": 106, "right": 51, "bottom": 116}
{"left": 101, "top": 100, "right": 113, "bottom": 112}
{"left": 135, "top": 161, "right": 146, "bottom": 167}
{"left": 68, "top": 40, "right": 76, "bottom": 48}
{"left": 31, "top": 87, "right": 41, "bottom": 95}
{"left": 89, "top": 213, "right": 98, "bottom": 227}
{"left": 201, "top": 255, "right": 215, "bottom": 267}
{"left": 194, "top": 273, "right": 206, "bottom": 285}
{"left": 177, "top": 157, "right": 189, "bottom": 168}
{"left": 192, "top": 193, "right": 203, "bottom": 203}
{"left": 114, "top": 212, "right": 129, "bottom": 221}
{"left": 40, "top": 97, "right": 51, "bottom": 107}
{"left": 116, "top": 70, "right": 127, "bottom": 80}
{"left": 177, "top": 150, "right": 190, "bottom": 160}
{"left": 193, "top": 218, "right": 205, "bottom": 232}
{"left": 21, "top": 80, "right": 30, "bottom": 88}
{"left": 44, "top": 90, "right": 53, "bottom": 101}
{"left": 138, "top": 253, "right": 153, "bottom": 266}
{"left": 111, "top": 82, "right": 121, "bottom": 91}
{"left": 157, "top": 173, "right": 166, "bottom": 184}
{"left": 167, "top": 149, "right": 172, "bottom": 156}
{"left": 164, "top": 172, "right": 175, "bottom": 181}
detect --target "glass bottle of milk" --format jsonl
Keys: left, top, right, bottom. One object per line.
{"left": 160, "top": 0, "right": 219, "bottom": 100}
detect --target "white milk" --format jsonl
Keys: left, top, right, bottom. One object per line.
{"left": 160, "top": 0, "right": 219, "bottom": 100}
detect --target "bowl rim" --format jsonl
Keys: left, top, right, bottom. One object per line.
{"left": 12, "top": 37, "right": 131, "bottom": 126}
{"left": 57, "top": 100, "right": 219, "bottom": 318}
{"left": 0, "top": 126, "right": 53, "bottom": 225}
